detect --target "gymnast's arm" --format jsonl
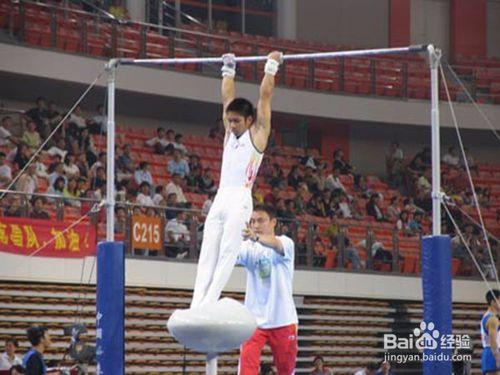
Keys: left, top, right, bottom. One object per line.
{"left": 251, "top": 51, "right": 282, "bottom": 153}
{"left": 487, "top": 316, "right": 500, "bottom": 361}
{"left": 221, "top": 54, "right": 236, "bottom": 146}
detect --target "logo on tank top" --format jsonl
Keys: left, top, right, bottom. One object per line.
{"left": 245, "top": 153, "right": 261, "bottom": 188}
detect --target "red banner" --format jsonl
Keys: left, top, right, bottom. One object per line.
{"left": 0, "top": 217, "right": 96, "bottom": 258}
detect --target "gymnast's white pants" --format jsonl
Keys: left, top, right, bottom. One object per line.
{"left": 191, "top": 187, "right": 253, "bottom": 308}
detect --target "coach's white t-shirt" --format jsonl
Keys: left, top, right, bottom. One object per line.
{"left": 237, "top": 235, "right": 298, "bottom": 329}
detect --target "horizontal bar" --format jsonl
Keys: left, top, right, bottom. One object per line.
{"left": 119, "top": 44, "right": 429, "bottom": 66}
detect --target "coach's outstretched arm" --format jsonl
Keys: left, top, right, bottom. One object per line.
{"left": 221, "top": 53, "right": 236, "bottom": 144}
{"left": 252, "top": 51, "right": 282, "bottom": 152}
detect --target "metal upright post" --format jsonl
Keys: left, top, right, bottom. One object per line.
{"left": 428, "top": 44, "right": 442, "bottom": 235}
{"left": 105, "top": 60, "right": 117, "bottom": 242}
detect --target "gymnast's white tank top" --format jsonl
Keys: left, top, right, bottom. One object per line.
{"left": 219, "top": 129, "right": 263, "bottom": 190}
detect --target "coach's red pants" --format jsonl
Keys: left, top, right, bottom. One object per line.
{"left": 238, "top": 324, "right": 298, "bottom": 375}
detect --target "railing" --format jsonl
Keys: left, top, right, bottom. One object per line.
{"left": 0, "top": 189, "right": 423, "bottom": 275}
{"left": 4, "top": 0, "right": 500, "bottom": 104}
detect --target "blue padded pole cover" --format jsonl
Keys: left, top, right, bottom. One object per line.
{"left": 96, "top": 241, "right": 125, "bottom": 375}
{"left": 422, "top": 235, "right": 452, "bottom": 375}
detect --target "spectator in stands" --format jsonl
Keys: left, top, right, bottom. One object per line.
{"left": 316, "top": 166, "right": 328, "bottom": 192}
{"left": 167, "top": 149, "right": 190, "bottom": 178}
{"left": 25, "top": 97, "right": 49, "bottom": 135}
{"left": 324, "top": 213, "right": 339, "bottom": 241}
{"left": 354, "top": 362, "right": 378, "bottom": 375}
{"left": 48, "top": 163, "right": 66, "bottom": 188}
{"left": 146, "top": 127, "right": 170, "bottom": 154}
{"left": 451, "top": 224, "right": 474, "bottom": 263}
{"left": 461, "top": 147, "right": 477, "bottom": 173}
{"left": 90, "top": 152, "right": 106, "bottom": 178}
{"left": 311, "top": 355, "right": 332, "bottom": 374}
{"left": 443, "top": 146, "right": 460, "bottom": 168}
{"left": 166, "top": 173, "right": 187, "bottom": 205}
{"left": 386, "top": 141, "right": 404, "bottom": 189}
{"left": 188, "top": 154, "right": 202, "bottom": 171}
{"left": 361, "top": 239, "right": 394, "bottom": 268}
{"left": 266, "top": 163, "right": 285, "bottom": 188}
{"left": 301, "top": 148, "right": 318, "bottom": 170}
{"left": 338, "top": 193, "right": 358, "bottom": 219}
{"left": 366, "top": 194, "right": 387, "bottom": 222}
{"left": 164, "top": 193, "right": 180, "bottom": 220}
{"left": 376, "top": 361, "right": 395, "bottom": 375}
{"left": 408, "top": 212, "right": 424, "bottom": 236}
{"left": 304, "top": 166, "right": 320, "bottom": 193}
{"left": 333, "top": 148, "right": 353, "bottom": 175}
{"left": 4, "top": 195, "right": 22, "bottom": 217}
{"left": 76, "top": 153, "right": 91, "bottom": 179}
{"left": 46, "top": 101, "right": 62, "bottom": 128}
{"left": 186, "top": 166, "right": 202, "bottom": 192}
{"left": 264, "top": 186, "right": 280, "bottom": 206}
{"left": 198, "top": 168, "right": 216, "bottom": 194}
{"left": 9, "top": 364, "right": 24, "bottom": 375}
{"left": 335, "top": 236, "right": 362, "bottom": 270}
{"left": 201, "top": 191, "right": 215, "bottom": 218}
{"left": 479, "top": 187, "right": 492, "bottom": 207}
{"left": 0, "top": 116, "right": 15, "bottom": 146}
{"left": 402, "top": 197, "right": 424, "bottom": 215}
{"left": 87, "top": 104, "right": 107, "bottom": 134}
{"left": 281, "top": 199, "right": 296, "bottom": 220}
{"left": 90, "top": 166, "right": 106, "bottom": 189}
{"left": 12, "top": 143, "right": 31, "bottom": 169}
{"left": 30, "top": 197, "right": 50, "bottom": 220}
{"left": 68, "top": 105, "right": 87, "bottom": 131}
{"left": 173, "top": 133, "right": 189, "bottom": 155}
{"left": 307, "top": 195, "right": 327, "bottom": 217}
{"left": 396, "top": 211, "right": 411, "bottom": 235}
{"left": 326, "top": 167, "right": 346, "bottom": 195}
{"left": 21, "top": 121, "right": 42, "bottom": 149}
{"left": 45, "top": 137, "right": 67, "bottom": 160}
{"left": 0, "top": 152, "right": 12, "bottom": 188}
{"left": 136, "top": 182, "right": 154, "bottom": 207}
{"left": 115, "top": 207, "right": 127, "bottom": 233}
{"left": 134, "top": 162, "right": 153, "bottom": 187}
{"left": 0, "top": 338, "right": 22, "bottom": 370}
{"left": 23, "top": 325, "right": 52, "bottom": 375}
{"left": 63, "top": 178, "right": 81, "bottom": 207}
{"left": 165, "top": 210, "right": 190, "bottom": 258}
{"left": 152, "top": 185, "right": 164, "bottom": 206}
{"left": 117, "top": 144, "right": 133, "bottom": 173}
{"left": 48, "top": 176, "right": 66, "bottom": 199}
{"left": 78, "top": 128, "right": 97, "bottom": 165}
{"left": 287, "top": 165, "right": 303, "bottom": 189}
{"left": 33, "top": 154, "right": 49, "bottom": 181}
{"left": 16, "top": 164, "right": 38, "bottom": 195}
{"left": 386, "top": 196, "right": 401, "bottom": 222}
{"left": 62, "top": 153, "right": 80, "bottom": 178}
{"left": 294, "top": 182, "right": 310, "bottom": 215}
{"left": 406, "top": 154, "right": 426, "bottom": 179}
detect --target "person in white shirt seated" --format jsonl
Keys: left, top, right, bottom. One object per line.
{"left": 165, "top": 210, "right": 190, "bottom": 258}
{"left": 0, "top": 338, "right": 22, "bottom": 370}
{"left": 88, "top": 104, "right": 107, "bottom": 134}
{"left": 173, "top": 133, "right": 189, "bottom": 156}
{"left": 136, "top": 182, "right": 154, "bottom": 207}
{"left": 45, "top": 138, "right": 68, "bottom": 160}
{"left": 0, "top": 152, "right": 12, "bottom": 188}
{"left": 165, "top": 173, "right": 188, "bottom": 205}
{"left": 443, "top": 146, "right": 460, "bottom": 168}
{"left": 134, "top": 162, "right": 154, "bottom": 187}
{"left": 237, "top": 204, "right": 298, "bottom": 375}
{"left": 0, "top": 116, "right": 15, "bottom": 147}
{"left": 145, "top": 127, "right": 173, "bottom": 154}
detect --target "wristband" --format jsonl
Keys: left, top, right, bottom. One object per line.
{"left": 221, "top": 53, "right": 236, "bottom": 78}
{"left": 264, "top": 58, "right": 280, "bottom": 76}
{"left": 221, "top": 66, "right": 236, "bottom": 78}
